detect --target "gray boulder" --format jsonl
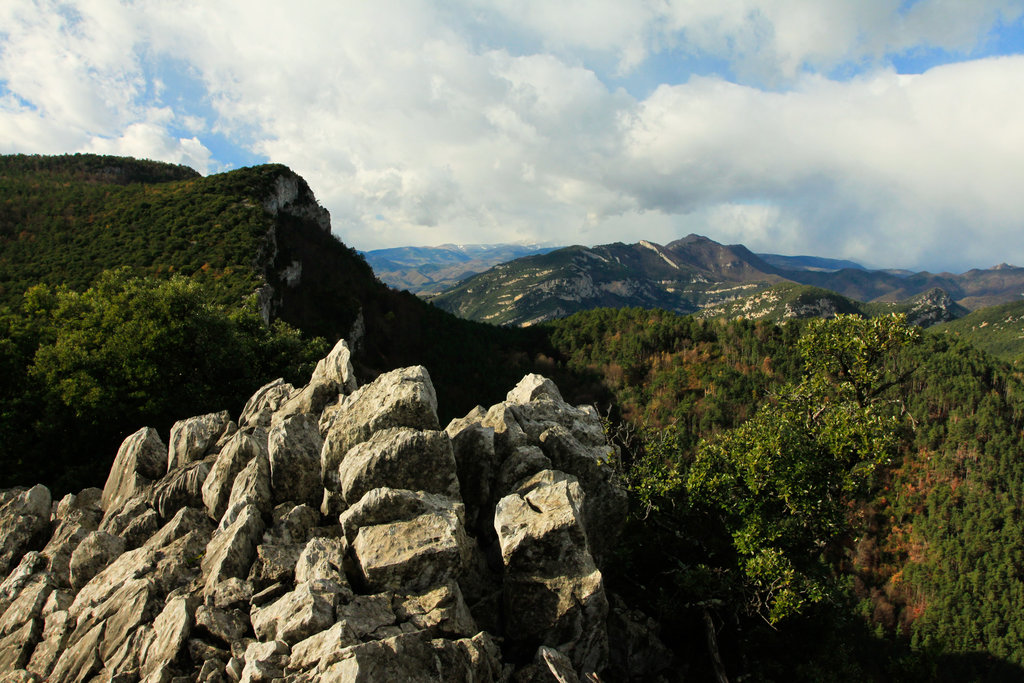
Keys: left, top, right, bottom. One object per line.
{"left": 320, "top": 366, "right": 439, "bottom": 509}
{"left": 41, "top": 490, "right": 103, "bottom": 589}
{"left": 99, "top": 496, "right": 160, "bottom": 549}
{"left": 149, "top": 459, "right": 212, "bottom": 521}
{"left": 102, "top": 428, "right": 166, "bottom": 513}
{"left": 238, "top": 378, "right": 295, "bottom": 431}
{"left": 202, "top": 504, "right": 265, "bottom": 599}
{"left": 274, "top": 338, "right": 357, "bottom": 422}
{"left": 340, "top": 487, "right": 465, "bottom": 544}
{"left": 167, "top": 410, "right": 232, "bottom": 471}
{"left": 268, "top": 414, "right": 323, "bottom": 508}
{"left": 337, "top": 428, "right": 459, "bottom": 507}
{"left": 219, "top": 455, "right": 272, "bottom": 530}
{"left": 0, "top": 486, "right": 51, "bottom": 577}
{"left": 494, "top": 470, "right": 608, "bottom": 675}
{"left": 68, "top": 531, "right": 125, "bottom": 592}
{"left": 352, "top": 510, "right": 470, "bottom": 593}
{"left": 317, "top": 630, "right": 503, "bottom": 682}
{"left": 202, "top": 430, "right": 264, "bottom": 523}
{"left": 250, "top": 581, "right": 337, "bottom": 645}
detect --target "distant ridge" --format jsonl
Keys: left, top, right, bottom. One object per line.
{"left": 363, "top": 242, "right": 560, "bottom": 295}
{"left": 430, "top": 235, "right": 1023, "bottom": 327}
{"left": 756, "top": 253, "right": 867, "bottom": 272}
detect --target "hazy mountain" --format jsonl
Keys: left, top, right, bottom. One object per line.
{"left": 756, "top": 253, "right": 867, "bottom": 272}
{"left": 363, "top": 243, "right": 560, "bottom": 295}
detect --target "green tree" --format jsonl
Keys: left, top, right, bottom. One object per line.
{"left": 0, "top": 268, "right": 325, "bottom": 491}
{"left": 687, "top": 314, "right": 921, "bottom": 624}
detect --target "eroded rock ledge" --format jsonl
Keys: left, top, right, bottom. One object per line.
{"left": 0, "top": 339, "right": 669, "bottom": 682}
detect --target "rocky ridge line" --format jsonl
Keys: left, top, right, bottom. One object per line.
{"left": 0, "top": 339, "right": 670, "bottom": 682}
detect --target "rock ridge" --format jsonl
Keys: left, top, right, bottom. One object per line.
{"left": 0, "top": 338, "right": 668, "bottom": 682}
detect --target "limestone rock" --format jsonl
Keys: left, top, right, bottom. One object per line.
{"left": 149, "top": 459, "right": 212, "bottom": 521}
{"left": 339, "top": 488, "right": 464, "bottom": 544}
{"left": 494, "top": 470, "right": 608, "bottom": 674}
{"left": 102, "top": 427, "right": 167, "bottom": 513}
{"left": 168, "top": 410, "right": 232, "bottom": 471}
{"left": 311, "top": 337, "right": 358, "bottom": 395}
{"left": 320, "top": 366, "right": 439, "bottom": 501}
{"left": 353, "top": 511, "right": 470, "bottom": 593}
{"left": 0, "top": 618, "right": 41, "bottom": 671}
{"left": 203, "top": 581, "right": 249, "bottom": 615}
{"left": 506, "top": 374, "right": 563, "bottom": 405}
{"left": 240, "top": 639, "right": 289, "bottom": 682}
{"left": 203, "top": 430, "right": 264, "bottom": 523}
{"left": 195, "top": 604, "right": 250, "bottom": 648}
{"left": 68, "top": 531, "right": 125, "bottom": 592}
{"left": 286, "top": 620, "right": 359, "bottom": 673}
{"left": 318, "top": 630, "right": 502, "bottom": 682}
{"left": 25, "top": 597, "right": 72, "bottom": 678}
{"left": 0, "top": 573, "right": 51, "bottom": 635}
{"left": 264, "top": 504, "right": 318, "bottom": 546}
{"left": 334, "top": 593, "right": 394, "bottom": 639}
{"left": 294, "top": 537, "right": 350, "bottom": 592}
{"left": 481, "top": 403, "right": 529, "bottom": 459}
{"left": 0, "top": 553, "right": 47, "bottom": 619}
{"left": 338, "top": 428, "right": 459, "bottom": 507}
{"left": 139, "top": 594, "right": 196, "bottom": 677}
{"left": 268, "top": 414, "right": 323, "bottom": 508}
{"left": 250, "top": 581, "right": 337, "bottom": 645}
{"left": 100, "top": 497, "right": 160, "bottom": 549}
{"left": 219, "top": 456, "right": 272, "bottom": 530}
{"left": 446, "top": 416, "right": 497, "bottom": 531}
{"left": 238, "top": 378, "right": 294, "bottom": 431}
{"left": 248, "top": 544, "right": 302, "bottom": 591}
{"left": 0, "top": 486, "right": 52, "bottom": 577}
{"left": 42, "top": 491, "right": 103, "bottom": 589}
{"left": 202, "top": 505, "right": 265, "bottom": 599}
{"left": 538, "top": 425, "right": 626, "bottom": 561}
{"left": 394, "top": 583, "right": 477, "bottom": 638}
{"left": 48, "top": 620, "right": 104, "bottom": 683}
{"left": 144, "top": 506, "right": 214, "bottom": 552}
{"left": 494, "top": 445, "right": 552, "bottom": 503}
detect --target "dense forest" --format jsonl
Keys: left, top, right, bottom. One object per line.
{"left": 542, "top": 307, "right": 1024, "bottom": 680}
{"left": 4, "top": 154, "right": 1024, "bottom": 680}
{"left": 0, "top": 154, "right": 551, "bottom": 491}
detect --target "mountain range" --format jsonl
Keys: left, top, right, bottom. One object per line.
{"left": 427, "top": 234, "right": 1023, "bottom": 327}
{"left": 362, "top": 243, "right": 559, "bottom": 295}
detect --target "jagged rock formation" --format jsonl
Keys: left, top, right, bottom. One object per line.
{"left": 0, "top": 339, "right": 664, "bottom": 681}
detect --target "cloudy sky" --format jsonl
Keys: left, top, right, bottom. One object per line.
{"left": 2, "top": 1, "right": 1023, "bottom": 272}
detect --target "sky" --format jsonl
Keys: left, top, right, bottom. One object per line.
{"left": 2, "top": 1, "right": 1024, "bottom": 272}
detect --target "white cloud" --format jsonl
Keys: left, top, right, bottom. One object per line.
{"left": 1, "top": 0, "right": 1023, "bottom": 271}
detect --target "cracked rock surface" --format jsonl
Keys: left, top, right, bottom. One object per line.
{"left": 0, "top": 339, "right": 668, "bottom": 682}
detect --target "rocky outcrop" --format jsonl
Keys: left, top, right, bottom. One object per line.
{"left": 0, "top": 340, "right": 667, "bottom": 681}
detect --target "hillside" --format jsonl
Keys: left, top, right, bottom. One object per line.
{"left": 431, "top": 235, "right": 1021, "bottom": 326}
{"left": 0, "top": 155, "right": 557, "bottom": 491}
{"left": 363, "top": 243, "right": 560, "bottom": 295}
{"left": 431, "top": 235, "right": 787, "bottom": 326}
{"left": 931, "top": 299, "right": 1024, "bottom": 363}
{"left": 544, "top": 307, "right": 1024, "bottom": 679}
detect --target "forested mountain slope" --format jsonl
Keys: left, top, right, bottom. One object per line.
{"left": 542, "top": 307, "right": 1024, "bottom": 679}
{"left": 0, "top": 155, "right": 553, "bottom": 491}
{"left": 431, "top": 235, "right": 1021, "bottom": 326}
{"left": 931, "top": 299, "right": 1024, "bottom": 363}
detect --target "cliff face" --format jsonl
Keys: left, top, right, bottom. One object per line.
{"left": 0, "top": 340, "right": 667, "bottom": 681}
